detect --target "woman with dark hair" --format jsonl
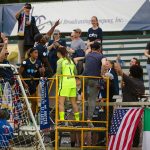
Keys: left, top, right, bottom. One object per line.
{"left": 48, "top": 29, "right": 66, "bottom": 74}
{"left": 56, "top": 47, "right": 79, "bottom": 122}
{"left": 19, "top": 47, "right": 45, "bottom": 115}
{"left": 86, "top": 16, "right": 103, "bottom": 54}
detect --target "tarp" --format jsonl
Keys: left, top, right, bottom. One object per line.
{"left": 3, "top": 4, "right": 23, "bottom": 36}
{"left": 1, "top": 0, "right": 150, "bottom": 35}
{"left": 0, "top": 6, "right": 3, "bottom": 32}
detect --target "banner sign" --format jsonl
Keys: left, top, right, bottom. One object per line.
{"left": 1, "top": 0, "right": 150, "bottom": 35}
{"left": 40, "top": 78, "right": 50, "bottom": 130}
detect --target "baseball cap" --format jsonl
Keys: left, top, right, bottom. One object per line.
{"left": 73, "top": 28, "right": 82, "bottom": 33}
{"left": 34, "top": 33, "right": 43, "bottom": 42}
{"left": 24, "top": 3, "right": 32, "bottom": 9}
{"left": 53, "top": 29, "right": 60, "bottom": 34}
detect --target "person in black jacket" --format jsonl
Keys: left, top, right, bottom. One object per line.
{"left": 15, "top": 3, "right": 39, "bottom": 63}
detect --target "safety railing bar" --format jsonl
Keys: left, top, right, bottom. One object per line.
{"left": 82, "top": 146, "right": 108, "bottom": 148}
{"left": 57, "top": 120, "right": 107, "bottom": 123}
{"left": 20, "top": 96, "right": 56, "bottom": 99}
{"left": 20, "top": 77, "right": 56, "bottom": 80}
{"left": 57, "top": 127, "right": 107, "bottom": 131}
{"left": 56, "top": 74, "right": 108, "bottom": 79}
{"left": 98, "top": 102, "right": 150, "bottom": 106}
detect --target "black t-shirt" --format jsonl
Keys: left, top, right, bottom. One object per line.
{"left": 35, "top": 43, "right": 48, "bottom": 62}
{"left": 35, "top": 43, "right": 53, "bottom": 77}
{"left": 87, "top": 27, "right": 103, "bottom": 43}
{"left": 21, "top": 58, "right": 42, "bottom": 94}
{"left": 122, "top": 74, "right": 145, "bottom": 102}
{"left": 48, "top": 39, "right": 66, "bottom": 73}
{"left": 21, "top": 58, "right": 42, "bottom": 78}
{"left": 17, "top": 13, "right": 39, "bottom": 46}
{"left": 146, "top": 42, "right": 150, "bottom": 64}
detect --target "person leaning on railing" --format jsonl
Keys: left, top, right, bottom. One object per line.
{"left": 115, "top": 63, "right": 145, "bottom": 102}
{"left": 83, "top": 42, "right": 106, "bottom": 127}
{"left": 115, "top": 63, "right": 145, "bottom": 147}
{"left": 56, "top": 46, "right": 80, "bottom": 123}
{"left": 19, "top": 47, "right": 45, "bottom": 116}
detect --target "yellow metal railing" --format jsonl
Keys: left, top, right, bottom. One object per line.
{"left": 55, "top": 75, "right": 109, "bottom": 150}
{"left": 20, "top": 75, "right": 110, "bottom": 150}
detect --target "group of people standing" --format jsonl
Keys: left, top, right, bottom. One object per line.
{"left": 0, "top": 2, "right": 149, "bottom": 148}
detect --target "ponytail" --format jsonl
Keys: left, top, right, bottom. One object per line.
{"left": 57, "top": 46, "right": 71, "bottom": 63}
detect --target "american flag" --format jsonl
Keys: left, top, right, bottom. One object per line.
{"left": 108, "top": 108, "right": 143, "bottom": 150}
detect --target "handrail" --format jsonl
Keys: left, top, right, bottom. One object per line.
{"left": 99, "top": 102, "right": 150, "bottom": 106}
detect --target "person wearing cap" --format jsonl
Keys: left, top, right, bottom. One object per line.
{"left": 69, "top": 29, "right": 86, "bottom": 56}
{"left": 0, "top": 109, "right": 13, "bottom": 149}
{"left": 19, "top": 47, "right": 45, "bottom": 115}
{"left": 47, "top": 29, "right": 66, "bottom": 73}
{"left": 67, "top": 28, "right": 86, "bottom": 74}
{"left": 15, "top": 3, "right": 39, "bottom": 63}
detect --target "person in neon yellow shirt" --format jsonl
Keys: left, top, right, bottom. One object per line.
{"left": 56, "top": 47, "right": 79, "bottom": 122}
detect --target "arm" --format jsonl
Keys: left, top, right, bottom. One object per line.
{"left": 0, "top": 38, "right": 8, "bottom": 62}
{"left": 87, "top": 40, "right": 94, "bottom": 47}
{"left": 144, "top": 49, "right": 150, "bottom": 58}
{"left": 0, "top": 33, "right": 6, "bottom": 41}
{"left": 101, "top": 57, "right": 107, "bottom": 66}
{"left": 46, "top": 20, "right": 60, "bottom": 37}
{"left": 15, "top": 6, "right": 24, "bottom": 19}
{"left": 56, "top": 59, "right": 62, "bottom": 75}
{"left": 114, "top": 63, "right": 124, "bottom": 76}
{"left": 98, "top": 28, "right": 103, "bottom": 44}
{"left": 47, "top": 43, "right": 54, "bottom": 51}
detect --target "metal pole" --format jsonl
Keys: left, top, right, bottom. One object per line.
{"left": 55, "top": 74, "right": 59, "bottom": 150}
{"left": 106, "top": 77, "right": 109, "bottom": 149}
{"left": 82, "top": 76, "right": 85, "bottom": 121}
